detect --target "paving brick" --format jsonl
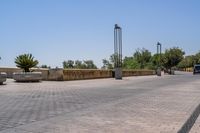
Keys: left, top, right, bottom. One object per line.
{"left": 0, "top": 73, "right": 199, "bottom": 132}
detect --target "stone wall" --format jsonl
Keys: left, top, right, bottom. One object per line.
{"left": 48, "top": 68, "right": 64, "bottom": 81}
{"left": 0, "top": 67, "right": 48, "bottom": 80}
{"left": 123, "top": 69, "right": 156, "bottom": 77}
{"left": 0, "top": 67, "right": 155, "bottom": 81}
{"left": 63, "top": 69, "right": 112, "bottom": 80}
{"left": 32, "top": 68, "right": 49, "bottom": 80}
{"left": 0, "top": 68, "right": 22, "bottom": 78}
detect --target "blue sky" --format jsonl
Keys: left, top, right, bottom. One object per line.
{"left": 0, "top": 0, "right": 200, "bottom": 68}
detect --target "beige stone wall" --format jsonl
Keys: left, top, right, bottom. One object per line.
{"left": 0, "top": 67, "right": 22, "bottom": 78}
{"left": 123, "top": 69, "right": 155, "bottom": 77}
{"left": 63, "top": 69, "right": 155, "bottom": 81}
{"left": 0, "top": 67, "right": 155, "bottom": 81}
{"left": 48, "top": 69, "right": 64, "bottom": 81}
{"left": 63, "top": 69, "right": 112, "bottom": 80}
{"left": 0, "top": 67, "right": 48, "bottom": 80}
{"left": 31, "top": 68, "right": 49, "bottom": 80}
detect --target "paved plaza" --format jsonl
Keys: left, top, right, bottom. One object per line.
{"left": 0, "top": 72, "right": 200, "bottom": 133}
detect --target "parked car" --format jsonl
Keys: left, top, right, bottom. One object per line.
{"left": 193, "top": 64, "right": 200, "bottom": 75}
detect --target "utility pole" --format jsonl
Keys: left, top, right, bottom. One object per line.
{"left": 157, "top": 42, "right": 162, "bottom": 76}
{"left": 114, "top": 24, "right": 122, "bottom": 79}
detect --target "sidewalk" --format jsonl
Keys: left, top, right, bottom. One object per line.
{"left": 0, "top": 74, "right": 200, "bottom": 133}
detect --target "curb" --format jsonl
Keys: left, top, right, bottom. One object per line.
{"left": 177, "top": 103, "right": 200, "bottom": 133}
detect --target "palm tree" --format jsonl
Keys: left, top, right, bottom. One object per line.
{"left": 15, "top": 54, "right": 38, "bottom": 72}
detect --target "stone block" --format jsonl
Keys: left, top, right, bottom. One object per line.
{"left": 115, "top": 68, "right": 122, "bottom": 79}
{"left": 0, "top": 72, "right": 7, "bottom": 84}
{"left": 156, "top": 68, "right": 161, "bottom": 76}
{"left": 13, "top": 72, "right": 42, "bottom": 82}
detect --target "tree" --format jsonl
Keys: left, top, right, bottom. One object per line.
{"left": 101, "top": 54, "right": 117, "bottom": 69}
{"left": 74, "top": 60, "right": 83, "bottom": 69}
{"left": 109, "top": 54, "right": 117, "bottom": 67}
{"left": 178, "top": 55, "right": 196, "bottom": 70}
{"left": 194, "top": 51, "right": 200, "bottom": 64}
{"left": 123, "top": 56, "right": 139, "bottom": 69}
{"left": 83, "top": 60, "right": 97, "bottom": 69}
{"left": 177, "top": 58, "right": 187, "bottom": 70}
{"left": 133, "top": 48, "right": 151, "bottom": 69}
{"left": 63, "top": 59, "right": 97, "bottom": 69}
{"left": 63, "top": 60, "right": 74, "bottom": 69}
{"left": 150, "top": 54, "right": 159, "bottom": 68}
{"left": 149, "top": 53, "right": 165, "bottom": 70}
{"left": 162, "top": 47, "right": 185, "bottom": 72}
{"left": 102, "top": 59, "right": 113, "bottom": 69}
{"left": 40, "top": 65, "right": 51, "bottom": 69}
{"left": 15, "top": 54, "right": 39, "bottom": 72}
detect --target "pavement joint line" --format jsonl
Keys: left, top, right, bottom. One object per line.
{"left": 177, "top": 102, "right": 200, "bottom": 133}
{"left": 0, "top": 73, "right": 199, "bottom": 132}
{"left": 0, "top": 92, "right": 138, "bottom": 132}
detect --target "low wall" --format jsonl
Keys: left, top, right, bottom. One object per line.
{"left": 32, "top": 68, "right": 49, "bottom": 80}
{"left": 0, "top": 67, "right": 155, "bottom": 81}
{"left": 179, "top": 67, "right": 193, "bottom": 72}
{"left": 48, "top": 68, "right": 64, "bottom": 81}
{"left": 63, "top": 69, "right": 112, "bottom": 80}
{"left": 0, "top": 68, "right": 22, "bottom": 78}
{"left": 0, "top": 67, "right": 49, "bottom": 80}
{"left": 123, "top": 70, "right": 156, "bottom": 77}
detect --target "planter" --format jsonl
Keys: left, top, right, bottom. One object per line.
{"left": 0, "top": 72, "right": 7, "bottom": 85}
{"left": 13, "top": 72, "right": 42, "bottom": 82}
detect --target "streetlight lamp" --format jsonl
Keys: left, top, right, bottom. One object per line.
{"left": 157, "top": 42, "right": 162, "bottom": 76}
{"left": 114, "top": 24, "right": 122, "bottom": 79}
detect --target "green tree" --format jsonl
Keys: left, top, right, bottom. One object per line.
{"left": 162, "top": 47, "right": 185, "bottom": 72}
{"left": 63, "top": 60, "right": 74, "bottom": 69}
{"left": 109, "top": 54, "right": 117, "bottom": 67}
{"left": 149, "top": 53, "right": 165, "bottom": 70}
{"left": 185, "top": 55, "right": 195, "bottom": 68}
{"left": 194, "top": 51, "right": 200, "bottom": 64}
{"left": 101, "top": 54, "right": 117, "bottom": 69}
{"left": 150, "top": 54, "right": 159, "bottom": 68}
{"left": 15, "top": 54, "right": 39, "bottom": 72}
{"left": 177, "top": 58, "right": 187, "bottom": 70}
{"left": 63, "top": 60, "right": 98, "bottom": 69}
{"left": 178, "top": 55, "right": 196, "bottom": 70}
{"left": 133, "top": 48, "right": 151, "bottom": 69}
{"left": 102, "top": 59, "right": 113, "bottom": 69}
{"left": 123, "top": 56, "right": 139, "bottom": 69}
{"left": 74, "top": 60, "right": 83, "bottom": 69}
{"left": 40, "top": 65, "right": 51, "bottom": 69}
{"left": 83, "top": 60, "right": 97, "bottom": 69}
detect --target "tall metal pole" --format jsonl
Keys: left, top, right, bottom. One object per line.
{"left": 114, "top": 24, "right": 122, "bottom": 79}
{"left": 160, "top": 43, "right": 162, "bottom": 67}
{"left": 157, "top": 44, "right": 159, "bottom": 67}
{"left": 157, "top": 42, "right": 162, "bottom": 76}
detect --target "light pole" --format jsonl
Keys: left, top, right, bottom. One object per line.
{"left": 114, "top": 24, "right": 122, "bottom": 79}
{"left": 157, "top": 42, "right": 162, "bottom": 76}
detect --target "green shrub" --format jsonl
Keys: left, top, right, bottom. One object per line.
{"left": 15, "top": 54, "right": 38, "bottom": 72}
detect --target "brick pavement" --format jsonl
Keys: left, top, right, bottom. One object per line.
{"left": 0, "top": 73, "right": 200, "bottom": 132}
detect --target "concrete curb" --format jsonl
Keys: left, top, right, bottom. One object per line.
{"left": 177, "top": 102, "right": 200, "bottom": 133}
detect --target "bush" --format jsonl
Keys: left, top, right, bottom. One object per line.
{"left": 15, "top": 54, "right": 38, "bottom": 72}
